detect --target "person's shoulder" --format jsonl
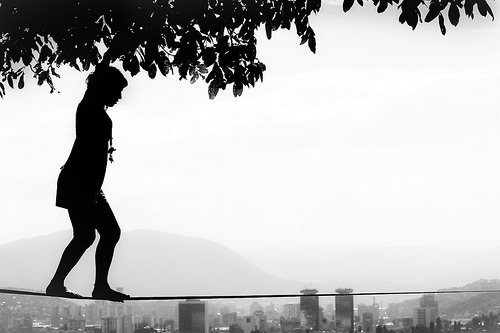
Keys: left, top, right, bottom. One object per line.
{"left": 77, "top": 97, "right": 93, "bottom": 111}
{"left": 76, "top": 98, "right": 101, "bottom": 117}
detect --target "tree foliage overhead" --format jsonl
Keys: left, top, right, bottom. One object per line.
{"left": 0, "top": 0, "right": 494, "bottom": 99}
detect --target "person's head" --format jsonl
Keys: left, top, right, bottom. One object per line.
{"left": 85, "top": 66, "right": 128, "bottom": 107}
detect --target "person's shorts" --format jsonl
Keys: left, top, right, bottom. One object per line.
{"left": 55, "top": 167, "right": 104, "bottom": 210}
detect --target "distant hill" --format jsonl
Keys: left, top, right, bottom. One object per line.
{"left": 436, "top": 280, "right": 500, "bottom": 318}
{"left": 396, "top": 279, "right": 500, "bottom": 318}
{"left": 0, "top": 229, "right": 303, "bottom": 298}
{"left": 2, "top": 230, "right": 500, "bottom": 312}
{"left": 237, "top": 246, "right": 500, "bottom": 294}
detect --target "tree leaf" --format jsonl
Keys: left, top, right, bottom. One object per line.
{"left": 7, "top": 75, "right": 13, "bottom": 89}
{"left": 265, "top": 20, "right": 273, "bottom": 39}
{"left": 82, "top": 57, "right": 91, "bottom": 71}
{"left": 399, "top": 10, "right": 407, "bottom": 24}
{"left": 22, "top": 52, "right": 31, "bottom": 66}
{"left": 190, "top": 72, "right": 199, "bottom": 84}
{"left": 407, "top": 11, "right": 419, "bottom": 29}
{"left": 148, "top": 63, "right": 157, "bottom": 79}
{"left": 300, "top": 33, "right": 308, "bottom": 45}
{"left": 51, "top": 67, "right": 61, "bottom": 78}
{"left": 130, "top": 55, "right": 140, "bottom": 76}
{"left": 308, "top": 33, "right": 316, "bottom": 54}
{"left": 424, "top": 0, "right": 441, "bottom": 22}
{"left": 448, "top": 3, "right": 460, "bottom": 26}
{"left": 222, "top": 66, "right": 233, "bottom": 80}
{"left": 208, "top": 79, "right": 220, "bottom": 99}
{"left": 201, "top": 47, "right": 217, "bottom": 67}
{"left": 37, "top": 71, "right": 47, "bottom": 86}
{"left": 198, "top": 64, "right": 209, "bottom": 74}
{"left": 39, "top": 45, "right": 52, "bottom": 63}
{"left": 18, "top": 74, "right": 25, "bottom": 89}
{"left": 464, "top": 0, "right": 475, "bottom": 18}
{"left": 377, "top": 0, "right": 389, "bottom": 13}
{"left": 343, "top": 0, "right": 356, "bottom": 12}
{"left": 477, "top": 0, "right": 494, "bottom": 18}
{"left": 438, "top": 13, "right": 446, "bottom": 34}
{"left": 156, "top": 52, "right": 170, "bottom": 77}
{"left": 248, "top": 71, "right": 256, "bottom": 87}
{"left": 307, "top": 0, "right": 322, "bottom": 13}
{"left": 233, "top": 81, "right": 243, "bottom": 97}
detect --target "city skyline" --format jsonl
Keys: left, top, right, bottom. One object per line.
{"left": 0, "top": 288, "right": 477, "bottom": 333}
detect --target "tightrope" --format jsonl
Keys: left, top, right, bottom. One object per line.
{"left": 1, "top": 288, "right": 500, "bottom": 301}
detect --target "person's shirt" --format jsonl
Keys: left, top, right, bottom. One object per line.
{"left": 64, "top": 97, "right": 112, "bottom": 193}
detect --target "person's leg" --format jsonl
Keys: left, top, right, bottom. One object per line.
{"left": 46, "top": 209, "right": 96, "bottom": 297}
{"left": 91, "top": 191, "right": 129, "bottom": 301}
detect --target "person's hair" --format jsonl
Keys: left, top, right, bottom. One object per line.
{"left": 86, "top": 66, "right": 128, "bottom": 92}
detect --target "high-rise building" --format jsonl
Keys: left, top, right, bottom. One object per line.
{"left": 68, "top": 318, "right": 86, "bottom": 331}
{"left": 250, "top": 302, "right": 263, "bottom": 316}
{"left": 51, "top": 307, "right": 61, "bottom": 328}
{"left": 361, "top": 312, "right": 374, "bottom": 333}
{"left": 335, "top": 288, "right": 354, "bottom": 333}
{"left": 300, "top": 289, "right": 320, "bottom": 331}
{"left": 102, "top": 316, "right": 132, "bottom": 333}
{"left": 420, "top": 294, "right": 438, "bottom": 321}
{"left": 357, "top": 302, "right": 379, "bottom": 328}
{"left": 413, "top": 308, "right": 432, "bottom": 327}
{"left": 413, "top": 294, "right": 438, "bottom": 327}
{"left": 160, "top": 319, "right": 175, "bottom": 332}
{"left": 386, "top": 303, "right": 399, "bottom": 321}
{"left": 10, "top": 317, "right": 33, "bottom": 330}
{"left": 238, "top": 316, "right": 259, "bottom": 333}
{"left": 61, "top": 307, "right": 72, "bottom": 328}
{"left": 222, "top": 313, "right": 238, "bottom": 326}
{"left": 326, "top": 304, "right": 334, "bottom": 316}
{"left": 102, "top": 317, "right": 117, "bottom": 333}
{"left": 117, "top": 316, "right": 133, "bottom": 333}
{"left": 283, "top": 304, "right": 301, "bottom": 320}
{"left": 265, "top": 303, "right": 276, "bottom": 318}
{"left": 85, "top": 304, "right": 98, "bottom": 325}
{"left": 179, "top": 300, "right": 209, "bottom": 333}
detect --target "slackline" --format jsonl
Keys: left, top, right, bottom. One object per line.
{"left": 1, "top": 288, "right": 500, "bottom": 301}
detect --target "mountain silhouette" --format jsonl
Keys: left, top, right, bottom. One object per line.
{"left": 394, "top": 279, "right": 500, "bottom": 318}
{"left": 2, "top": 230, "right": 500, "bottom": 304}
{"left": 237, "top": 245, "right": 500, "bottom": 294}
{"left": 0, "top": 229, "right": 303, "bottom": 298}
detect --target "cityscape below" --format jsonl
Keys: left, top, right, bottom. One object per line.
{"left": 1, "top": 287, "right": 495, "bottom": 333}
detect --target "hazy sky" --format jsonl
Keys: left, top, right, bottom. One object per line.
{"left": 1, "top": 2, "right": 499, "bottom": 253}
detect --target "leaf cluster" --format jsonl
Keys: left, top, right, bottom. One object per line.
{"left": 344, "top": 0, "right": 494, "bottom": 34}
{"left": 0, "top": 0, "right": 494, "bottom": 99}
{"left": 0, "top": 0, "right": 320, "bottom": 98}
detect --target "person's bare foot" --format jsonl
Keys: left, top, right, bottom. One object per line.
{"left": 46, "top": 283, "right": 83, "bottom": 299}
{"left": 92, "top": 286, "right": 130, "bottom": 302}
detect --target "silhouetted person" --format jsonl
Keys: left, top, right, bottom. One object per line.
{"left": 46, "top": 65, "right": 130, "bottom": 302}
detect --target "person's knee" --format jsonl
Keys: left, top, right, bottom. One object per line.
{"left": 111, "top": 226, "right": 121, "bottom": 245}
{"left": 68, "top": 208, "right": 96, "bottom": 248}
{"left": 101, "top": 226, "right": 121, "bottom": 246}
{"left": 74, "top": 230, "right": 96, "bottom": 249}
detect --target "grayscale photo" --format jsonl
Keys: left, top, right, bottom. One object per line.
{"left": 0, "top": 0, "right": 499, "bottom": 333}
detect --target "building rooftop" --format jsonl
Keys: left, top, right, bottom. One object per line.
{"left": 300, "top": 289, "right": 319, "bottom": 295}
{"left": 335, "top": 288, "right": 354, "bottom": 294}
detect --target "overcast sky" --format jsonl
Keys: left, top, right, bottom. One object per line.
{"left": 1, "top": 2, "right": 499, "bottom": 253}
